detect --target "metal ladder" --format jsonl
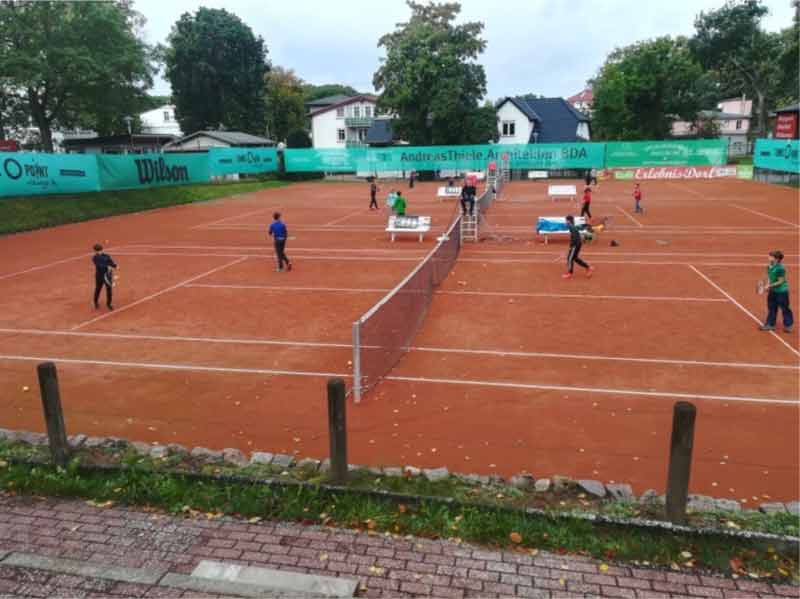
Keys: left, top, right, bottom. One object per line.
{"left": 461, "top": 212, "right": 478, "bottom": 242}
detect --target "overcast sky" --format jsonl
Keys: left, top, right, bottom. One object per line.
{"left": 135, "top": 0, "right": 795, "bottom": 101}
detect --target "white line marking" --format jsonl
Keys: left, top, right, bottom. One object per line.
{"left": 615, "top": 205, "right": 644, "bottom": 227}
{"left": 688, "top": 265, "right": 800, "bottom": 359}
{"left": 324, "top": 209, "right": 367, "bottom": 226}
{"left": 124, "top": 244, "right": 427, "bottom": 255}
{"left": 112, "top": 251, "right": 421, "bottom": 262}
{"left": 384, "top": 375, "right": 798, "bottom": 405}
{"left": 192, "top": 206, "right": 273, "bottom": 228}
{"left": 0, "top": 354, "right": 349, "bottom": 379}
{"left": 0, "top": 327, "right": 793, "bottom": 371}
{"left": 71, "top": 257, "right": 247, "bottom": 330}
{"left": 665, "top": 181, "right": 706, "bottom": 198}
{"left": 729, "top": 204, "right": 800, "bottom": 228}
{"left": 0, "top": 252, "right": 93, "bottom": 282}
{"left": 187, "top": 283, "right": 390, "bottom": 293}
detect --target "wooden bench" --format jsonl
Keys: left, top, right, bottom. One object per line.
{"left": 386, "top": 215, "right": 432, "bottom": 242}
{"left": 548, "top": 184, "right": 577, "bottom": 203}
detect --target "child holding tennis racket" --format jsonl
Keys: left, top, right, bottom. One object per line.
{"left": 92, "top": 243, "right": 117, "bottom": 310}
{"left": 580, "top": 186, "right": 592, "bottom": 220}
{"left": 759, "top": 250, "right": 793, "bottom": 333}
{"left": 633, "top": 184, "right": 643, "bottom": 213}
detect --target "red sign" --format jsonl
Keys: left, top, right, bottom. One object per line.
{"left": 488, "top": 160, "right": 497, "bottom": 171}
{"left": 775, "top": 113, "right": 798, "bottom": 139}
{"left": 0, "top": 140, "right": 19, "bottom": 152}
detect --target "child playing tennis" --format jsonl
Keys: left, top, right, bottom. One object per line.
{"left": 268, "top": 212, "right": 292, "bottom": 272}
{"left": 633, "top": 183, "right": 643, "bottom": 213}
{"left": 580, "top": 186, "right": 592, "bottom": 220}
{"left": 563, "top": 215, "right": 593, "bottom": 279}
{"left": 759, "top": 250, "right": 793, "bottom": 333}
{"left": 92, "top": 243, "right": 117, "bottom": 310}
{"left": 394, "top": 191, "right": 407, "bottom": 216}
{"left": 369, "top": 180, "right": 379, "bottom": 210}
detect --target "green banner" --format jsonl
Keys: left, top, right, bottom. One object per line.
{"left": 96, "top": 153, "right": 210, "bottom": 190}
{"left": 208, "top": 147, "right": 277, "bottom": 176}
{"left": 0, "top": 152, "right": 100, "bottom": 198}
{"left": 605, "top": 140, "right": 727, "bottom": 167}
{"left": 754, "top": 139, "right": 800, "bottom": 174}
{"left": 285, "top": 143, "right": 605, "bottom": 173}
{"left": 736, "top": 165, "right": 754, "bottom": 179}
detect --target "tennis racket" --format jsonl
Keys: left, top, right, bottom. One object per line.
{"left": 104, "top": 269, "right": 114, "bottom": 288}
{"left": 756, "top": 280, "right": 765, "bottom": 295}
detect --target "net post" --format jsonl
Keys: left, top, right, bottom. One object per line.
{"left": 37, "top": 362, "right": 69, "bottom": 468}
{"left": 665, "top": 401, "right": 696, "bottom": 525}
{"left": 352, "top": 320, "right": 362, "bottom": 403}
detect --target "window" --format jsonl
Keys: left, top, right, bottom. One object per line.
{"left": 365, "top": 105, "right": 372, "bottom": 117}
{"left": 353, "top": 105, "right": 361, "bottom": 118}
{"left": 337, "top": 129, "right": 346, "bottom": 142}
{"left": 336, "top": 107, "right": 344, "bottom": 118}
{"left": 163, "top": 111, "right": 171, "bottom": 122}
{"left": 735, "top": 120, "right": 742, "bottom": 130}
{"left": 501, "top": 121, "right": 516, "bottom": 137}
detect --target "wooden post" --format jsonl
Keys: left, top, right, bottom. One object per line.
{"left": 665, "top": 401, "right": 696, "bottom": 525}
{"left": 37, "top": 362, "right": 69, "bottom": 467}
{"left": 327, "top": 378, "right": 348, "bottom": 484}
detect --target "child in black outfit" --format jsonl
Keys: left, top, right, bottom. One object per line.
{"left": 92, "top": 244, "right": 117, "bottom": 310}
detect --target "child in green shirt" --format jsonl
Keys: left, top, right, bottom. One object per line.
{"left": 760, "top": 250, "right": 793, "bottom": 333}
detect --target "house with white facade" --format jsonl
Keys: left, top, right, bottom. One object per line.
{"left": 309, "top": 95, "right": 379, "bottom": 149}
{"left": 671, "top": 96, "right": 752, "bottom": 156}
{"left": 494, "top": 97, "right": 591, "bottom": 144}
{"left": 567, "top": 87, "right": 594, "bottom": 116}
{"left": 140, "top": 105, "right": 183, "bottom": 137}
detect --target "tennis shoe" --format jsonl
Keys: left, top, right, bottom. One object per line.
{"left": 586, "top": 267, "right": 594, "bottom": 278}
{"left": 287, "top": 262, "right": 293, "bottom": 272}
{"left": 759, "top": 324, "right": 774, "bottom": 331}
{"left": 107, "top": 305, "right": 114, "bottom": 310}
{"left": 276, "top": 267, "right": 284, "bottom": 272}
{"left": 562, "top": 272, "right": 573, "bottom": 279}
{"left": 785, "top": 326, "right": 794, "bottom": 333}
{"left": 93, "top": 302, "right": 99, "bottom": 310}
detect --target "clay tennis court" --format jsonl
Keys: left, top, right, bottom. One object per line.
{"left": 0, "top": 177, "right": 797, "bottom": 502}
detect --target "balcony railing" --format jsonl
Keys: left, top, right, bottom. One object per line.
{"left": 345, "top": 140, "right": 368, "bottom": 148}
{"left": 345, "top": 117, "right": 374, "bottom": 128}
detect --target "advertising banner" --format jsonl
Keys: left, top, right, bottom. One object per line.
{"left": 0, "top": 152, "right": 100, "bottom": 198}
{"left": 754, "top": 139, "right": 800, "bottom": 174}
{"left": 605, "top": 140, "right": 728, "bottom": 167}
{"left": 96, "top": 153, "right": 210, "bottom": 190}
{"left": 611, "top": 166, "right": 737, "bottom": 180}
{"left": 774, "top": 114, "right": 798, "bottom": 139}
{"left": 208, "top": 147, "right": 278, "bottom": 176}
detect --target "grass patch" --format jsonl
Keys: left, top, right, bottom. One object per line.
{"left": 0, "top": 454, "right": 796, "bottom": 582}
{"left": 0, "top": 179, "right": 289, "bottom": 235}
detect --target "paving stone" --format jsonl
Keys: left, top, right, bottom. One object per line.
{"left": 297, "top": 458, "right": 321, "bottom": 472}
{"left": 687, "top": 495, "right": 716, "bottom": 512}
{"left": 383, "top": 467, "right": 403, "bottom": 477}
{"left": 510, "top": 474, "right": 535, "bottom": 490}
{"left": 190, "top": 447, "right": 224, "bottom": 461}
{"left": 83, "top": 437, "right": 106, "bottom": 449}
{"left": 167, "top": 444, "right": 188, "bottom": 456}
{"left": 785, "top": 501, "right": 800, "bottom": 515}
{"left": 67, "top": 434, "right": 88, "bottom": 449}
{"left": 18, "top": 431, "right": 48, "bottom": 446}
{"left": 366, "top": 466, "right": 383, "bottom": 476}
{"left": 2, "top": 553, "right": 163, "bottom": 585}
{"left": 249, "top": 452, "right": 274, "bottom": 465}
{"left": 713, "top": 498, "right": 741, "bottom": 512}
{"left": 459, "top": 473, "right": 490, "bottom": 485}
{"left": 488, "top": 475, "right": 506, "bottom": 485}
{"left": 606, "top": 483, "right": 634, "bottom": 502}
{"left": 347, "top": 464, "right": 364, "bottom": 473}
{"left": 639, "top": 489, "right": 660, "bottom": 505}
{"left": 222, "top": 448, "right": 247, "bottom": 466}
{"left": 577, "top": 480, "right": 606, "bottom": 498}
{"left": 149, "top": 445, "right": 169, "bottom": 459}
{"left": 759, "top": 502, "right": 788, "bottom": 514}
{"left": 534, "top": 478, "right": 551, "bottom": 493}
{"left": 102, "top": 437, "right": 129, "bottom": 450}
{"left": 130, "top": 442, "right": 151, "bottom": 456}
{"left": 552, "top": 475, "right": 572, "bottom": 491}
{"left": 271, "top": 454, "right": 295, "bottom": 469}
{"left": 423, "top": 467, "right": 450, "bottom": 482}
{"left": 319, "top": 458, "right": 331, "bottom": 473}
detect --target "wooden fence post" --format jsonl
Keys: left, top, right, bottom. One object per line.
{"left": 37, "top": 362, "right": 69, "bottom": 467}
{"left": 665, "top": 401, "right": 696, "bottom": 525}
{"left": 327, "top": 378, "right": 348, "bottom": 484}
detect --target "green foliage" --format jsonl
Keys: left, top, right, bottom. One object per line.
{"left": 0, "top": 0, "right": 156, "bottom": 150}
{"left": 165, "top": 7, "right": 269, "bottom": 135}
{"left": 141, "top": 94, "right": 173, "bottom": 111}
{"left": 776, "top": 1, "right": 800, "bottom": 106}
{"left": 302, "top": 83, "right": 359, "bottom": 103}
{"left": 373, "top": 1, "right": 492, "bottom": 145}
{"left": 690, "top": 0, "right": 786, "bottom": 137}
{"left": 591, "top": 37, "right": 709, "bottom": 140}
{"left": 264, "top": 67, "right": 307, "bottom": 142}
{"left": 0, "top": 180, "right": 287, "bottom": 235}
{"left": 286, "top": 128, "right": 312, "bottom": 148}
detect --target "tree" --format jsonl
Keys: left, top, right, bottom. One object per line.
{"left": 0, "top": 84, "right": 26, "bottom": 140}
{"left": 591, "top": 37, "right": 709, "bottom": 140}
{"left": 776, "top": 0, "right": 799, "bottom": 106}
{"left": 302, "top": 83, "right": 358, "bottom": 103}
{"left": 264, "top": 67, "right": 306, "bottom": 142}
{"left": 286, "top": 128, "right": 312, "bottom": 148}
{"left": 691, "top": 0, "right": 784, "bottom": 138}
{"left": 0, "top": 0, "right": 155, "bottom": 151}
{"left": 373, "top": 1, "right": 491, "bottom": 145}
{"left": 165, "top": 8, "right": 269, "bottom": 135}
{"left": 142, "top": 95, "right": 173, "bottom": 111}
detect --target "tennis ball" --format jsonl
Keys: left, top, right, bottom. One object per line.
{"left": 22, "top": 386, "right": 29, "bottom": 392}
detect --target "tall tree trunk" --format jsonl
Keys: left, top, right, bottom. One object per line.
{"left": 27, "top": 88, "right": 53, "bottom": 152}
{"left": 755, "top": 90, "right": 766, "bottom": 139}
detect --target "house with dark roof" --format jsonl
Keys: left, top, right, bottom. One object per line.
{"left": 494, "top": 97, "right": 591, "bottom": 145}
{"left": 162, "top": 131, "right": 274, "bottom": 152}
{"left": 304, "top": 94, "right": 353, "bottom": 115}
{"left": 308, "top": 94, "right": 379, "bottom": 149}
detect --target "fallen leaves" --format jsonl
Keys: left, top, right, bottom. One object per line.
{"left": 509, "top": 532, "right": 522, "bottom": 544}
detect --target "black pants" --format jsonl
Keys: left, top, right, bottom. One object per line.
{"left": 567, "top": 245, "right": 589, "bottom": 273}
{"left": 409, "top": 178, "right": 415, "bottom": 188}
{"left": 93, "top": 272, "right": 112, "bottom": 307}
{"left": 274, "top": 240, "right": 290, "bottom": 270}
{"left": 461, "top": 197, "right": 474, "bottom": 216}
{"left": 766, "top": 291, "right": 794, "bottom": 327}
{"left": 369, "top": 194, "right": 378, "bottom": 209}
{"left": 580, "top": 202, "right": 592, "bottom": 219}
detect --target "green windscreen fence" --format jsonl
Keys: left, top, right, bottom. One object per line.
{"left": 96, "top": 154, "right": 212, "bottom": 190}
{"left": 605, "top": 140, "right": 728, "bottom": 167}
{"left": 0, "top": 152, "right": 100, "bottom": 197}
{"left": 754, "top": 139, "right": 800, "bottom": 174}
{"left": 208, "top": 147, "right": 278, "bottom": 176}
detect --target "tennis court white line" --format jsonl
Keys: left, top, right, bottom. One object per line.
{"left": 0, "top": 252, "right": 94, "bottom": 282}
{"left": 729, "top": 204, "right": 800, "bottom": 228}
{"left": 192, "top": 205, "right": 274, "bottom": 229}
{"left": 0, "top": 326, "right": 793, "bottom": 371}
{"left": 688, "top": 265, "right": 800, "bottom": 359}
{"left": 324, "top": 209, "right": 367, "bottom": 226}
{"left": 112, "top": 251, "right": 422, "bottom": 262}
{"left": 0, "top": 354, "right": 348, "bottom": 379}
{"left": 615, "top": 206, "right": 644, "bottom": 227}
{"left": 384, "top": 375, "right": 798, "bottom": 406}
{"left": 665, "top": 181, "right": 706, "bottom": 198}
{"left": 187, "top": 283, "right": 390, "bottom": 293}
{"left": 71, "top": 257, "right": 247, "bottom": 331}
{"left": 123, "top": 244, "right": 428, "bottom": 255}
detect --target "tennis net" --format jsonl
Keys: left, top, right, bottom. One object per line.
{"left": 352, "top": 215, "right": 462, "bottom": 401}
